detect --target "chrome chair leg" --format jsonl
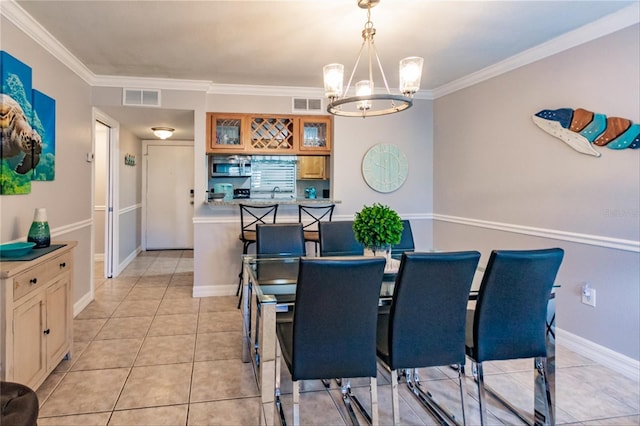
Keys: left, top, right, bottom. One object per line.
{"left": 474, "top": 360, "right": 543, "bottom": 426}
{"left": 275, "top": 344, "right": 286, "bottom": 426}
{"left": 293, "top": 381, "right": 300, "bottom": 426}
{"left": 390, "top": 369, "right": 400, "bottom": 425}
{"left": 405, "top": 367, "right": 462, "bottom": 426}
{"left": 475, "top": 362, "right": 489, "bottom": 426}
{"left": 341, "top": 379, "right": 361, "bottom": 426}
{"left": 340, "top": 378, "right": 378, "bottom": 425}
{"left": 534, "top": 357, "right": 554, "bottom": 426}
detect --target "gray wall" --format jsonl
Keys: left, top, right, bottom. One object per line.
{"left": 433, "top": 25, "right": 640, "bottom": 360}
{"left": 1, "top": 17, "right": 94, "bottom": 310}
{"left": 117, "top": 126, "right": 142, "bottom": 265}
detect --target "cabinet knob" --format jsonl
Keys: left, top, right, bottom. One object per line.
{"left": 43, "top": 329, "right": 50, "bottom": 335}
{"left": 59, "top": 262, "right": 66, "bottom": 268}
{"left": 29, "top": 278, "right": 38, "bottom": 285}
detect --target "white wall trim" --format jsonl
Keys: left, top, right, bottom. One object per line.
{"left": 50, "top": 218, "right": 93, "bottom": 238}
{"left": 557, "top": 328, "right": 640, "bottom": 381}
{"left": 432, "top": 3, "right": 640, "bottom": 98}
{"left": 94, "top": 253, "right": 105, "bottom": 262}
{"left": 119, "top": 203, "right": 141, "bottom": 215}
{"left": 433, "top": 214, "right": 639, "bottom": 253}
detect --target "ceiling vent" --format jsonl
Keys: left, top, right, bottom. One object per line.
{"left": 292, "top": 98, "right": 323, "bottom": 113}
{"left": 122, "top": 88, "right": 161, "bottom": 107}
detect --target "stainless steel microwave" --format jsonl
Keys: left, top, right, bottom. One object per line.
{"left": 210, "top": 155, "right": 251, "bottom": 177}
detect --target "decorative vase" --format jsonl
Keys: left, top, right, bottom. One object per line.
{"left": 27, "top": 208, "right": 50, "bottom": 248}
{"left": 364, "top": 245, "right": 392, "bottom": 261}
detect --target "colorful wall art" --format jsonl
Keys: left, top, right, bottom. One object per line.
{"left": 532, "top": 107, "right": 639, "bottom": 157}
{"left": 0, "top": 51, "right": 56, "bottom": 195}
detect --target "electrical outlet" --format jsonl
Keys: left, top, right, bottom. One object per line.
{"left": 581, "top": 283, "right": 596, "bottom": 307}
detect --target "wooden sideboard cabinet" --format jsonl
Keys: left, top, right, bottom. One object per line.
{"left": 1, "top": 241, "right": 76, "bottom": 390}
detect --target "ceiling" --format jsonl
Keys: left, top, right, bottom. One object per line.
{"left": 13, "top": 0, "right": 637, "bottom": 140}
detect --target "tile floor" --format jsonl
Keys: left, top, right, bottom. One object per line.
{"left": 34, "top": 250, "right": 639, "bottom": 425}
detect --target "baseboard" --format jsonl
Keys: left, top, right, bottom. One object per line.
{"left": 557, "top": 327, "right": 640, "bottom": 381}
{"left": 192, "top": 284, "right": 237, "bottom": 298}
{"left": 73, "top": 291, "right": 93, "bottom": 317}
{"left": 115, "top": 246, "right": 142, "bottom": 276}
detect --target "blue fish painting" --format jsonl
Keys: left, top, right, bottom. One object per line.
{"left": 532, "top": 108, "right": 639, "bottom": 157}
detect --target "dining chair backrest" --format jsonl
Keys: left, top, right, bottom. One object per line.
{"left": 256, "top": 223, "right": 306, "bottom": 256}
{"left": 382, "top": 251, "right": 481, "bottom": 369}
{"left": 318, "top": 221, "right": 364, "bottom": 257}
{"left": 289, "top": 256, "right": 386, "bottom": 380}
{"left": 298, "top": 204, "right": 335, "bottom": 234}
{"left": 470, "top": 248, "right": 564, "bottom": 363}
{"left": 239, "top": 204, "right": 278, "bottom": 241}
{"left": 390, "top": 220, "right": 415, "bottom": 258}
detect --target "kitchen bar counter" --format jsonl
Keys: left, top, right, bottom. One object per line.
{"left": 205, "top": 198, "right": 341, "bottom": 206}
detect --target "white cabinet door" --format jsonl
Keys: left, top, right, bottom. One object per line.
{"left": 145, "top": 143, "right": 194, "bottom": 249}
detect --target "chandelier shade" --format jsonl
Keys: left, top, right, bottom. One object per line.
{"left": 322, "top": 0, "right": 423, "bottom": 118}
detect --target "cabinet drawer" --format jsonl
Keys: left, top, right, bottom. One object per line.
{"left": 13, "top": 253, "right": 72, "bottom": 301}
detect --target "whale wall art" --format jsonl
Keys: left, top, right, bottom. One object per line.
{"left": 532, "top": 108, "right": 639, "bottom": 158}
{"left": 0, "top": 50, "right": 56, "bottom": 196}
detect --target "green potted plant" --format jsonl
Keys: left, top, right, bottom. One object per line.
{"left": 353, "top": 203, "right": 403, "bottom": 257}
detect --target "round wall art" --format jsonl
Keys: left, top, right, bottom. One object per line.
{"left": 361, "top": 143, "right": 408, "bottom": 193}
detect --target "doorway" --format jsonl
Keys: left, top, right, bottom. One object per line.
{"left": 93, "top": 110, "right": 119, "bottom": 279}
{"left": 143, "top": 140, "right": 194, "bottom": 249}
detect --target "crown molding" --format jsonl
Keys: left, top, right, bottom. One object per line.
{"left": 5, "top": 0, "right": 637, "bottom": 99}
{"left": 432, "top": 3, "right": 640, "bottom": 99}
{"left": 2, "top": 0, "right": 95, "bottom": 85}
{"left": 93, "top": 75, "right": 211, "bottom": 92}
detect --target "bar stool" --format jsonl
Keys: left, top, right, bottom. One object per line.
{"left": 236, "top": 203, "right": 278, "bottom": 307}
{"left": 298, "top": 204, "right": 335, "bottom": 255}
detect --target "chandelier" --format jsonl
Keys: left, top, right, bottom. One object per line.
{"left": 323, "top": 0, "right": 423, "bottom": 118}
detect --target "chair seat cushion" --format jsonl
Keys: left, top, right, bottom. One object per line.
{"left": 303, "top": 231, "right": 319, "bottom": 242}
{"left": 1, "top": 381, "right": 39, "bottom": 426}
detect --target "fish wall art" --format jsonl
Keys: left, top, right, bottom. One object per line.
{"left": 532, "top": 108, "right": 639, "bottom": 157}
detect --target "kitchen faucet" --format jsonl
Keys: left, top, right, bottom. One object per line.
{"left": 271, "top": 186, "right": 280, "bottom": 199}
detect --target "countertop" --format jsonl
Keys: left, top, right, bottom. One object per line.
{"left": 205, "top": 198, "right": 341, "bottom": 206}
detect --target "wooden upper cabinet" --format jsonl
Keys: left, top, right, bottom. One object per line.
{"left": 298, "top": 116, "right": 332, "bottom": 154}
{"left": 207, "top": 113, "right": 246, "bottom": 152}
{"left": 206, "top": 112, "right": 332, "bottom": 154}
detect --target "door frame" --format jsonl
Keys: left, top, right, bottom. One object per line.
{"left": 92, "top": 108, "right": 120, "bottom": 282}
{"left": 141, "top": 139, "right": 194, "bottom": 250}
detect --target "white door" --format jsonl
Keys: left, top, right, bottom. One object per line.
{"left": 145, "top": 142, "right": 194, "bottom": 249}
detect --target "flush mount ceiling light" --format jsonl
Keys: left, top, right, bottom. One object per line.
{"left": 151, "top": 127, "right": 174, "bottom": 139}
{"left": 323, "top": 0, "right": 423, "bottom": 118}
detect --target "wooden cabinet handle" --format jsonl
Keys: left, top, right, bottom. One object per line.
{"left": 59, "top": 262, "right": 66, "bottom": 268}
{"left": 29, "top": 278, "right": 37, "bottom": 285}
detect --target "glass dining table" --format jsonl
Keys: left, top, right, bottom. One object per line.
{"left": 240, "top": 254, "right": 558, "bottom": 426}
